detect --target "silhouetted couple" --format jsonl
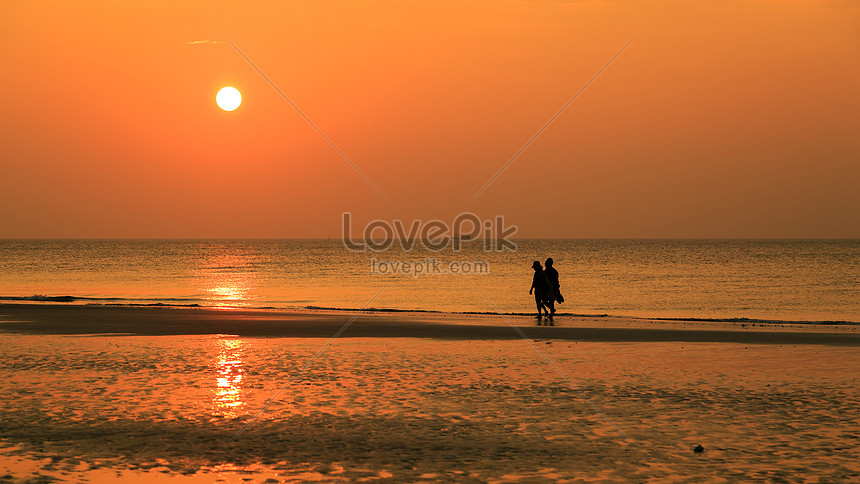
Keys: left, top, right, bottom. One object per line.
{"left": 529, "top": 258, "right": 563, "bottom": 325}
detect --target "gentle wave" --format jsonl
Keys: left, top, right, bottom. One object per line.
{"left": 0, "top": 295, "right": 200, "bottom": 303}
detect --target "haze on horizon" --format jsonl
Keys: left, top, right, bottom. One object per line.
{"left": 2, "top": 0, "right": 858, "bottom": 239}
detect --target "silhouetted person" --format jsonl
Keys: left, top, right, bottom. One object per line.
{"left": 529, "top": 261, "right": 555, "bottom": 325}
{"left": 545, "top": 258, "right": 563, "bottom": 305}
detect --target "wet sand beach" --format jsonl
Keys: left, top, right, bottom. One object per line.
{"left": 1, "top": 304, "right": 859, "bottom": 482}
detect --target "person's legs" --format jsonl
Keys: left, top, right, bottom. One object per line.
{"left": 545, "top": 297, "right": 555, "bottom": 324}
{"left": 534, "top": 294, "right": 544, "bottom": 322}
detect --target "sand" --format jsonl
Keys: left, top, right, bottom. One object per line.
{"left": 1, "top": 303, "right": 859, "bottom": 482}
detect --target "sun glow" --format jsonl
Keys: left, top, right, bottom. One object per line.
{"left": 216, "top": 87, "right": 242, "bottom": 111}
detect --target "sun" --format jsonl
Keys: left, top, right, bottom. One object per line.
{"left": 216, "top": 87, "right": 242, "bottom": 111}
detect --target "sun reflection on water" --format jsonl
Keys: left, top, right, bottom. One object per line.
{"left": 208, "top": 283, "right": 248, "bottom": 301}
{"left": 198, "top": 246, "right": 260, "bottom": 307}
{"left": 211, "top": 338, "right": 246, "bottom": 420}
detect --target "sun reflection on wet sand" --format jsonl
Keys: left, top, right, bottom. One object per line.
{"left": 211, "top": 338, "right": 246, "bottom": 420}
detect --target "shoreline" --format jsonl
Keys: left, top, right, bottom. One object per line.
{"left": 1, "top": 298, "right": 858, "bottom": 326}
{"left": 2, "top": 303, "right": 858, "bottom": 346}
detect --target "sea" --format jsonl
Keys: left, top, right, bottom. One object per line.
{"left": 0, "top": 239, "right": 857, "bottom": 322}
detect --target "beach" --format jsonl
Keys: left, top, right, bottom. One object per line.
{"left": 4, "top": 0, "right": 858, "bottom": 480}
{"left": 1, "top": 304, "right": 859, "bottom": 482}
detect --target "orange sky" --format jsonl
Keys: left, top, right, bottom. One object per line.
{"left": 2, "top": 0, "right": 858, "bottom": 238}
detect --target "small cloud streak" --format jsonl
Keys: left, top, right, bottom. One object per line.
{"left": 186, "top": 40, "right": 225, "bottom": 45}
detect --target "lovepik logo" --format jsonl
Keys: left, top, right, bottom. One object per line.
{"left": 342, "top": 212, "right": 517, "bottom": 252}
